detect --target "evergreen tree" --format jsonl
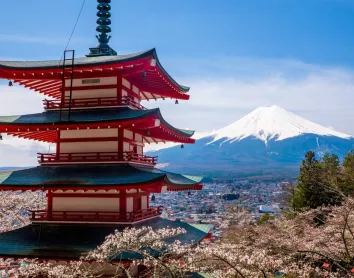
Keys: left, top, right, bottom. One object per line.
{"left": 321, "top": 152, "right": 340, "bottom": 189}
{"left": 281, "top": 180, "right": 297, "bottom": 212}
{"left": 294, "top": 151, "right": 342, "bottom": 210}
{"left": 340, "top": 150, "right": 354, "bottom": 195}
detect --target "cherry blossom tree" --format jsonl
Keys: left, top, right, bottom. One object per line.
{"left": 0, "top": 190, "right": 45, "bottom": 233}
{"left": 3, "top": 194, "right": 354, "bottom": 277}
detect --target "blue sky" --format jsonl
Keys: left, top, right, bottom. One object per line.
{"left": 1, "top": 0, "right": 354, "bottom": 65}
{"left": 2, "top": 0, "right": 354, "bottom": 166}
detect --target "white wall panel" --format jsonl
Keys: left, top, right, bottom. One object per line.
{"left": 123, "top": 142, "right": 130, "bottom": 152}
{"left": 122, "top": 78, "right": 130, "bottom": 89}
{"left": 126, "top": 197, "right": 133, "bottom": 212}
{"left": 65, "top": 88, "right": 117, "bottom": 99}
{"left": 60, "top": 129, "right": 118, "bottom": 139}
{"left": 135, "top": 133, "right": 143, "bottom": 143}
{"left": 60, "top": 141, "right": 118, "bottom": 153}
{"left": 132, "top": 85, "right": 139, "bottom": 94}
{"left": 53, "top": 197, "right": 119, "bottom": 212}
{"left": 55, "top": 191, "right": 120, "bottom": 195}
{"left": 65, "top": 77, "right": 117, "bottom": 87}
{"left": 141, "top": 196, "right": 147, "bottom": 210}
{"left": 124, "top": 129, "right": 133, "bottom": 140}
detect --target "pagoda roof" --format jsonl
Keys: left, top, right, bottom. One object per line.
{"left": 0, "top": 50, "right": 156, "bottom": 69}
{"left": 0, "top": 107, "right": 195, "bottom": 143}
{"left": 0, "top": 219, "right": 212, "bottom": 260}
{"left": 0, "top": 165, "right": 203, "bottom": 191}
{"left": 0, "top": 49, "right": 190, "bottom": 100}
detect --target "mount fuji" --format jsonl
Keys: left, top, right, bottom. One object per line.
{"left": 150, "top": 106, "right": 354, "bottom": 179}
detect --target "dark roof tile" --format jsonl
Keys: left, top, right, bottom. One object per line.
{"left": 0, "top": 219, "right": 211, "bottom": 260}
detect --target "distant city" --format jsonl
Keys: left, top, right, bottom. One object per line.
{"left": 154, "top": 180, "right": 288, "bottom": 238}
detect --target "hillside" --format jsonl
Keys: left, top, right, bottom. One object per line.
{"left": 150, "top": 106, "right": 354, "bottom": 178}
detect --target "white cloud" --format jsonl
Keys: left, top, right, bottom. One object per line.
{"left": 2, "top": 57, "right": 354, "bottom": 164}
{"left": 145, "top": 57, "right": 354, "bottom": 136}
{"left": 0, "top": 85, "right": 44, "bottom": 115}
{"left": 0, "top": 86, "right": 49, "bottom": 167}
{"left": 0, "top": 136, "right": 49, "bottom": 167}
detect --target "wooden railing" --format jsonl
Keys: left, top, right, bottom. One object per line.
{"left": 29, "top": 207, "right": 163, "bottom": 223}
{"left": 43, "top": 96, "right": 146, "bottom": 110}
{"left": 38, "top": 151, "right": 157, "bottom": 166}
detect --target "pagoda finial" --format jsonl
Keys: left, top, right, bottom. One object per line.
{"left": 87, "top": 0, "right": 117, "bottom": 57}
{"left": 96, "top": 0, "right": 112, "bottom": 44}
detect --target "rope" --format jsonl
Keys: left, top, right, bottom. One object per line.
{"left": 63, "top": 0, "right": 87, "bottom": 52}
{"left": 56, "top": 0, "right": 87, "bottom": 71}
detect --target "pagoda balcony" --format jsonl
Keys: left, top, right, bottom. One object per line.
{"left": 38, "top": 152, "right": 157, "bottom": 166}
{"left": 43, "top": 96, "right": 146, "bottom": 111}
{"left": 29, "top": 206, "right": 163, "bottom": 224}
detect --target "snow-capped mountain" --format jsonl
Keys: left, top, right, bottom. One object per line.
{"left": 149, "top": 106, "right": 354, "bottom": 178}
{"left": 210, "top": 105, "right": 351, "bottom": 145}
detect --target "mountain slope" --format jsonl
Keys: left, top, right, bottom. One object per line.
{"left": 150, "top": 106, "right": 354, "bottom": 179}
{"left": 210, "top": 105, "right": 351, "bottom": 144}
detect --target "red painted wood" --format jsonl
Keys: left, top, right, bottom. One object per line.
{"left": 34, "top": 82, "right": 60, "bottom": 91}
{"left": 117, "top": 74, "right": 122, "bottom": 105}
{"left": 1, "top": 57, "right": 190, "bottom": 100}
{"left": 43, "top": 96, "right": 146, "bottom": 110}
{"left": 120, "top": 191, "right": 127, "bottom": 213}
{"left": 0, "top": 182, "right": 202, "bottom": 192}
{"left": 120, "top": 77, "right": 142, "bottom": 101}
{"left": 38, "top": 151, "right": 158, "bottom": 166}
{"left": 0, "top": 117, "right": 157, "bottom": 132}
{"left": 118, "top": 128, "right": 124, "bottom": 160}
{"left": 29, "top": 206, "right": 163, "bottom": 223}
{"left": 5, "top": 126, "right": 195, "bottom": 144}
{"left": 56, "top": 130, "right": 61, "bottom": 157}
{"left": 47, "top": 190, "right": 53, "bottom": 219}
{"left": 50, "top": 192, "right": 149, "bottom": 198}
{"left": 133, "top": 196, "right": 142, "bottom": 211}
{"left": 63, "top": 84, "right": 117, "bottom": 91}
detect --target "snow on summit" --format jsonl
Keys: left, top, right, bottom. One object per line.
{"left": 210, "top": 105, "right": 352, "bottom": 144}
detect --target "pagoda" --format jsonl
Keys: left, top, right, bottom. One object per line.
{"left": 0, "top": 0, "right": 211, "bottom": 270}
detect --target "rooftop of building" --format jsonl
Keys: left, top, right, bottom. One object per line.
{"left": 0, "top": 218, "right": 212, "bottom": 260}
{"left": 0, "top": 164, "right": 203, "bottom": 191}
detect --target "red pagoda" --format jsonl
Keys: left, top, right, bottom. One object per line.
{"left": 0, "top": 0, "right": 211, "bottom": 267}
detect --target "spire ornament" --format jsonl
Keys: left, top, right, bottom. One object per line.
{"left": 87, "top": 0, "right": 117, "bottom": 57}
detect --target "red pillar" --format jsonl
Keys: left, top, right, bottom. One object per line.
{"left": 56, "top": 130, "right": 60, "bottom": 159}
{"left": 118, "top": 128, "right": 124, "bottom": 160}
{"left": 117, "top": 74, "right": 122, "bottom": 104}
{"left": 47, "top": 190, "right": 53, "bottom": 219}
{"left": 120, "top": 190, "right": 127, "bottom": 220}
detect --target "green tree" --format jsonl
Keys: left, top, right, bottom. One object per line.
{"left": 321, "top": 152, "right": 340, "bottom": 189}
{"left": 340, "top": 150, "right": 354, "bottom": 195}
{"left": 281, "top": 180, "right": 297, "bottom": 212}
{"left": 294, "top": 151, "right": 342, "bottom": 210}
